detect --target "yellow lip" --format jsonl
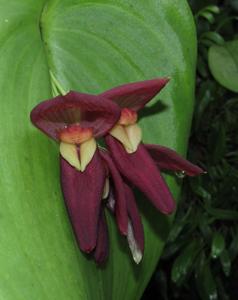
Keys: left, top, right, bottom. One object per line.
{"left": 60, "top": 137, "right": 97, "bottom": 172}
{"left": 109, "top": 123, "right": 142, "bottom": 153}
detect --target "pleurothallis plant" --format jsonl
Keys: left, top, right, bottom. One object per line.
{"left": 0, "top": 1, "right": 196, "bottom": 299}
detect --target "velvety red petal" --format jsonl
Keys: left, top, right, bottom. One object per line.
{"left": 105, "top": 136, "right": 176, "bottom": 214}
{"left": 100, "top": 78, "right": 169, "bottom": 111}
{"left": 94, "top": 209, "right": 109, "bottom": 264}
{"left": 60, "top": 149, "right": 106, "bottom": 253}
{"left": 100, "top": 150, "right": 128, "bottom": 235}
{"left": 31, "top": 91, "right": 120, "bottom": 141}
{"left": 124, "top": 184, "right": 144, "bottom": 253}
{"left": 145, "top": 144, "right": 204, "bottom": 176}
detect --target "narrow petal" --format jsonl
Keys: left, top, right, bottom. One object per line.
{"left": 60, "top": 149, "right": 106, "bottom": 252}
{"left": 30, "top": 91, "right": 120, "bottom": 141}
{"left": 102, "top": 177, "right": 110, "bottom": 199}
{"left": 145, "top": 144, "right": 204, "bottom": 176}
{"left": 100, "top": 150, "right": 128, "bottom": 235}
{"left": 60, "top": 138, "right": 97, "bottom": 172}
{"left": 80, "top": 137, "right": 97, "bottom": 172}
{"left": 124, "top": 184, "right": 144, "bottom": 263}
{"left": 127, "top": 221, "right": 143, "bottom": 264}
{"left": 109, "top": 124, "right": 142, "bottom": 154}
{"left": 59, "top": 142, "right": 81, "bottom": 171}
{"left": 125, "top": 124, "right": 142, "bottom": 153}
{"left": 100, "top": 78, "right": 169, "bottom": 111}
{"left": 94, "top": 209, "right": 109, "bottom": 264}
{"left": 105, "top": 136, "right": 176, "bottom": 214}
{"left": 110, "top": 124, "right": 134, "bottom": 153}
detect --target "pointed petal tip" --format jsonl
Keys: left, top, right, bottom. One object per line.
{"left": 60, "top": 150, "right": 106, "bottom": 257}
{"left": 133, "top": 251, "right": 143, "bottom": 264}
{"left": 157, "top": 76, "right": 170, "bottom": 86}
{"left": 105, "top": 138, "right": 176, "bottom": 216}
{"left": 165, "top": 76, "right": 171, "bottom": 81}
{"left": 146, "top": 144, "right": 205, "bottom": 177}
{"left": 94, "top": 210, "right": 109, "bottom": 265}
{"left": 161, "top": 203, "right": 176, "bottom": 215}
{"left": 127, "top": 221, "right": 144, "bottom": 264}
{"left": 82, "top": 245, "right": 96, "bottom": 254}
{"left": 188, "top": 166, "right": 206, "bottom": 176}
{"left": 100, "top": 77, "right": 170, "bottom": 111}
{"left": 120, "top": 229, "right": 128, "bottom": 236}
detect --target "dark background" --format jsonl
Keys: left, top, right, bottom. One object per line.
{"left": 142, "top": 0, "right": 238, "bottom": 299}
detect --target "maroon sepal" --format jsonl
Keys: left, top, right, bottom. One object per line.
{"left": 60, "top": 149, "right": 106, "bottom": 253}
{"left": 30, "top": 91, "right": 120, "bottom": 141}
{"left": 100, "top": 78, "right": 169, "bottom": 111}
{"left": 94, "top": 209, "right": 109, "bottom": 264}
{"left": 100, "top": 150, "right": 128, "bottom": 235}
{"left": 105, "top": 136, "right": 176, "bottom": 215}
{"left": 145, "top": 144, "right": 204, "bottom": 176}
{"left": 124, "top": 184, "right": 144, "bottom": 254}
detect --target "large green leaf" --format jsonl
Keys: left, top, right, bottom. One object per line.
{"left": 0, "top": 0, "right": 196, "bottom": 299}
{"left": 208, "top": 40, "right": 238, "bottom": 92}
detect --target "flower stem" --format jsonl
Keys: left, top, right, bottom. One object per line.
{"left": 50, "top": 70, "right": 68, "bottom": 96}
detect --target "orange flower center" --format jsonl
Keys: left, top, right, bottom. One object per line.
{"left": 118, "top": 108, "right": 138, "bottom": 126}
{"left": 59, "top": 124, "right": 93, "bottom": 144}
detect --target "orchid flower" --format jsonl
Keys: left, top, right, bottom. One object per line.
{"left": 101, "top": 78, "right": 204, "bottom": 216}
{"left": 30, "top": 91, "right": 122, "bottom": 262}
{"left": 101, "top": 150, "right": 144, "bottom": 264}
{"left": 30, "top": 77, "right": 204, "bottom": 265}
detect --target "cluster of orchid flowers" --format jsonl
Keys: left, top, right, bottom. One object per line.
{"left": 31, "top": 77, "right": 204, "bottom": 264}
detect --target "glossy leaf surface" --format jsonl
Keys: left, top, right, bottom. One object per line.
{"left": 208, "top": 40, "right": 238, "bottom": 92}
{"left": 0, "top": 0, "right": 196, "bottom": 299}
{"left": 211, "top": 232, "right": 225, "bottom": 259}
{"left": 195, "top": 252, "right": 218, "bottom": 300}
{"left": 171, "top": 239, "right": 200, "bottom": 284}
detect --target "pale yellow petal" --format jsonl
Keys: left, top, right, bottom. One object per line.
{"left": 80, "top": 137, "right": 97, "bottom": 172}
{"left": 127, "top": 221, "right": 143, "bottom": 264}
{"left": 102, "top": 177, "right": 110, "bottom": 199}
{"left": 110, "top": 124, "right": 134, "bottom": 152}
{"left": 60, "top": 142, "right": 81, "bottom": 170}
{"left": 125, "top": 124, "right": 142, "bottom": 154}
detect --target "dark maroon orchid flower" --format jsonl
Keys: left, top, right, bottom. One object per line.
{"left": 100, "top": 150, "right": 144, "bottom": 263}
{"left": 30, "top": 78, "right": 204, "bottom": 265}
{"left": 100, "top": 78, "right": 204, "bottom": 216}
{"left": 30, "top": 91, "right": 121, "bottom": 261}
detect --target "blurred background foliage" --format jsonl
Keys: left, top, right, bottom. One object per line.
{"left": 143, "top": 0, "right": 238, "bottom": 299}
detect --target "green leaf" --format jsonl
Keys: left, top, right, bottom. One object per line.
{"left": 211, "top": 232, "right": 225, "bottom": 259}
{"left": 208, "top": 40, "right": 238, "bottom": 92}
{"left": 195, "top": 252, "right": 218, "bottom": 300}
{"left": 230, "top": 0, "right": 238, "bottom": 11}
{"left": 198, "top": 213, "right": 213, "bottom": 240}
{"left": 199, "top": 11, "right": 215, "bottom": 23}
{"left": 167, "top": 208, "right": 192, "bottom": 243}
{"left": 205, "top": 5, "right": 220, "bottom": 14}
{"left": 196, "top": 5, "right": 220, "bottom": 24}
{"left": 208, "top": 123, "right": 226, "bottom": 165}
{"left": 229, "top": 226, "right": 238, "bottom": 261}
{"left": 200, "top": 31, "right": 224, "bottom": 45}
{"left": 155, "top": 270, "right": 169, "bottom": 300}
{"left": 0, "top": 0, "right": 196, "bottom": 299}
{"left": 171, "top": 239, "right": 201, "bottom": 284}
{"left": 220, "top": 249, "right": 231, "bottom": 277}
{"left": 205, "top": 207, "right": 238, "bottom": 221}
{"left": 197, "top": 55, "right": 209, "bottom": 77}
